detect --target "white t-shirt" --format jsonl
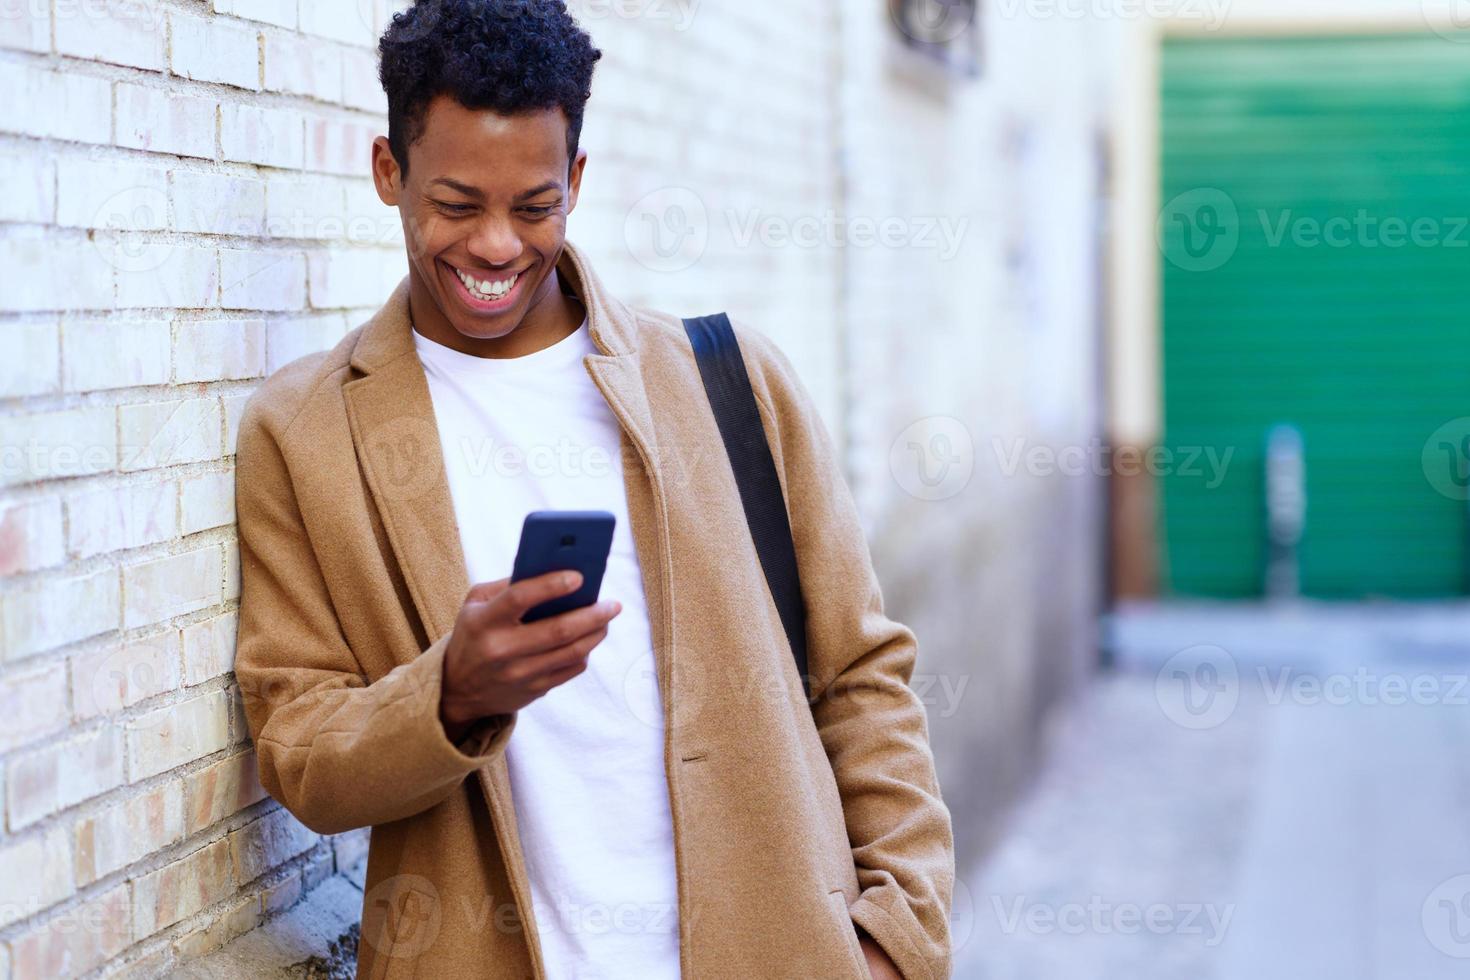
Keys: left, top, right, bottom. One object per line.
{"left": 414, "top": 318, "right": 682, "bottom": 979}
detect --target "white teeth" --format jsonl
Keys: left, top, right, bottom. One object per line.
{"left": 454, "top": 267, "right": 518, "bottom": 301}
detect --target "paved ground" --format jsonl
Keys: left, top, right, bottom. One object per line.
{"left": 953, "top": 601, "right": 1470, "bottom": 980}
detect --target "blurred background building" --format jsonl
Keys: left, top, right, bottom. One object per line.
{"left": 0, "top": 0, "right": 1466, "bottom": 977}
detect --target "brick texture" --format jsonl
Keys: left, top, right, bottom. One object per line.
{"left": 74, "top": 782, "right": 186, "bottom": 886}
{"left": 0, "top": 0, "right": 858, "bottom": 971}
{"left": 0, "top": 0, "right": 1106, "bottom": 974}
{"left": 0, "top": 7, "right": 394, "bottom": 955}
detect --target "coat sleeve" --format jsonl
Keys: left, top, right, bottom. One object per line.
{"left": 736, "top": 324, "right": 957, "bottom": 980}
{"left": 233, "top": 395, "right": 515, "bottom": 836}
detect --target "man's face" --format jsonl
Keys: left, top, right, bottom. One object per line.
{"left": 372, "top": 96, "right": 587, "bottom": 343}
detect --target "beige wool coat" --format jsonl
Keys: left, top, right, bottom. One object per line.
{"left": 233, "top": 240, "right": 956, "bottom": 980}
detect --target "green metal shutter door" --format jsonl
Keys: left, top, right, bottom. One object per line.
{"left": 1158, "top": 34, "right": 1470, "bottom": 599}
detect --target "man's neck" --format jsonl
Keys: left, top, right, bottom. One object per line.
{"left": 409, "top": 268, "right": 586, "bottom": 360}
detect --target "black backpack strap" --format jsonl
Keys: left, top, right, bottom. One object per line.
{"left": 682, "top": 313, "right": 811, "bottom": 701}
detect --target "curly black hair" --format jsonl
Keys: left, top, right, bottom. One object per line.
{"left": 378, "top": 0, "right": 602, "bottom": 176}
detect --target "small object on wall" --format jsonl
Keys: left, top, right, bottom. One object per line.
{"left": 887, "top": 0, "right": 982, "bottom": 79}
{"left": 1265, "top": 424, "right": 1306, "bottom": 600}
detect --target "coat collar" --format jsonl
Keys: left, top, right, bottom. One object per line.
{"left": 340, "top": 239, "right": 661, "bottom": 644}
{"left": 348, "top": 238, "right": 641, "bottom": 374}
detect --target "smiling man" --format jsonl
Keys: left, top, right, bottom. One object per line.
{"left": 233, "top": 2, "right": 954, "bottom": 979}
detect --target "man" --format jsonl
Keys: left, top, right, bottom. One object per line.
{"left": 234, "top": 1, "right": 955, "bottom": 978}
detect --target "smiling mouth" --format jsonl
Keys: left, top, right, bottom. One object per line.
{"left": 449, "top": 263, "right": 523, "bottom": 303}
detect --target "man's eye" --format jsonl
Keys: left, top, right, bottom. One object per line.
{"left": 437, "top": 202, "right": 474, "bottom": 215}
{"left": 521, "top": 205, "right": 558, "bottom": 217}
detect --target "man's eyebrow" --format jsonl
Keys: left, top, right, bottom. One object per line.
{"left": 515, "top": 181, "right": 563, "bottom": 201}
{"left": 427, "top": 177, "right": 483, "bottom": 198}
{"left": 424, "top": 179, "right": 563, "bottom": 201}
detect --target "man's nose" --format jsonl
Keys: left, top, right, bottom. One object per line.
{"left": 465, "top": 215, "right": 523, "bottom": 267}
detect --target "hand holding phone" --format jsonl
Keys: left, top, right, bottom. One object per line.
{"left": 437, "top": 512, "right": 621, "bottom": 741}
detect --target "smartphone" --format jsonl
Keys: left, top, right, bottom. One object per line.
{"left": 510, "top": 510, "right": 616, "bottom": 623}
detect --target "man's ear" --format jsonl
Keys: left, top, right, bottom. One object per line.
{"left": 372, "top": 136, "right": 402, "bottom": 206}
{"left": 565, "top": 149, "right": 588, "bottom": 215}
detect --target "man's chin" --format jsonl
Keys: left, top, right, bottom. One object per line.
{"left": 446, "top": 314, "right": 522, "bottom": 342}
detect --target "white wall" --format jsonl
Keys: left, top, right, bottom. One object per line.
{"left": 0, "top": 0, "right": 1116, "bottom": 971}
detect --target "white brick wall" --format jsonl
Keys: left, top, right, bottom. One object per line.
{"left": 0, "top": 0, "right": 401, "bottom": 971}
{"left": 1, "top": 0, "right": 1106, "bottom": 973}
{"left": 0, "top": 0, "right": 926, "bottom": 971}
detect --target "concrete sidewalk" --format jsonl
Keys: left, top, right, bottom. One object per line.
{"left": 954, "top": 602, "right": 1470, "bottom": 980}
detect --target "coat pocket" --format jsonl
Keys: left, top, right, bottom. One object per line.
{"left": 827, "top": 889, "right": 870, "bottom": 979}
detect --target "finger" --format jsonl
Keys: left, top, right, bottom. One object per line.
{"left": 463, "top": 571, "right": 580, "bottom": 631}
{"left": 494, "top": 570, "right": 586, "bottom": 621}
{"left": 503, "top": 600, "right": 621, "bottom": 658}
{"left": 504, "top": 625, "right": 609, "bottom": 683}
{"left": 528, "top": 649, "right": 595, "bottom": 693}
{"left": 532, "top": 659, "right": 591, "bottom": 694}
{"left": 515, "top": 629, "right": 609, "bottom": 689}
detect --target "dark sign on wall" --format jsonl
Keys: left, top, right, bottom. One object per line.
{"left": 888, "top": 0, "right": 981, "bottom": 78}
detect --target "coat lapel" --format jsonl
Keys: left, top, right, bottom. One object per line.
{"left": 340, "top": 241, "right": 658, "bottom": 647}
{"left": 343, "top": 341, "right": 469, "bottom": 644}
